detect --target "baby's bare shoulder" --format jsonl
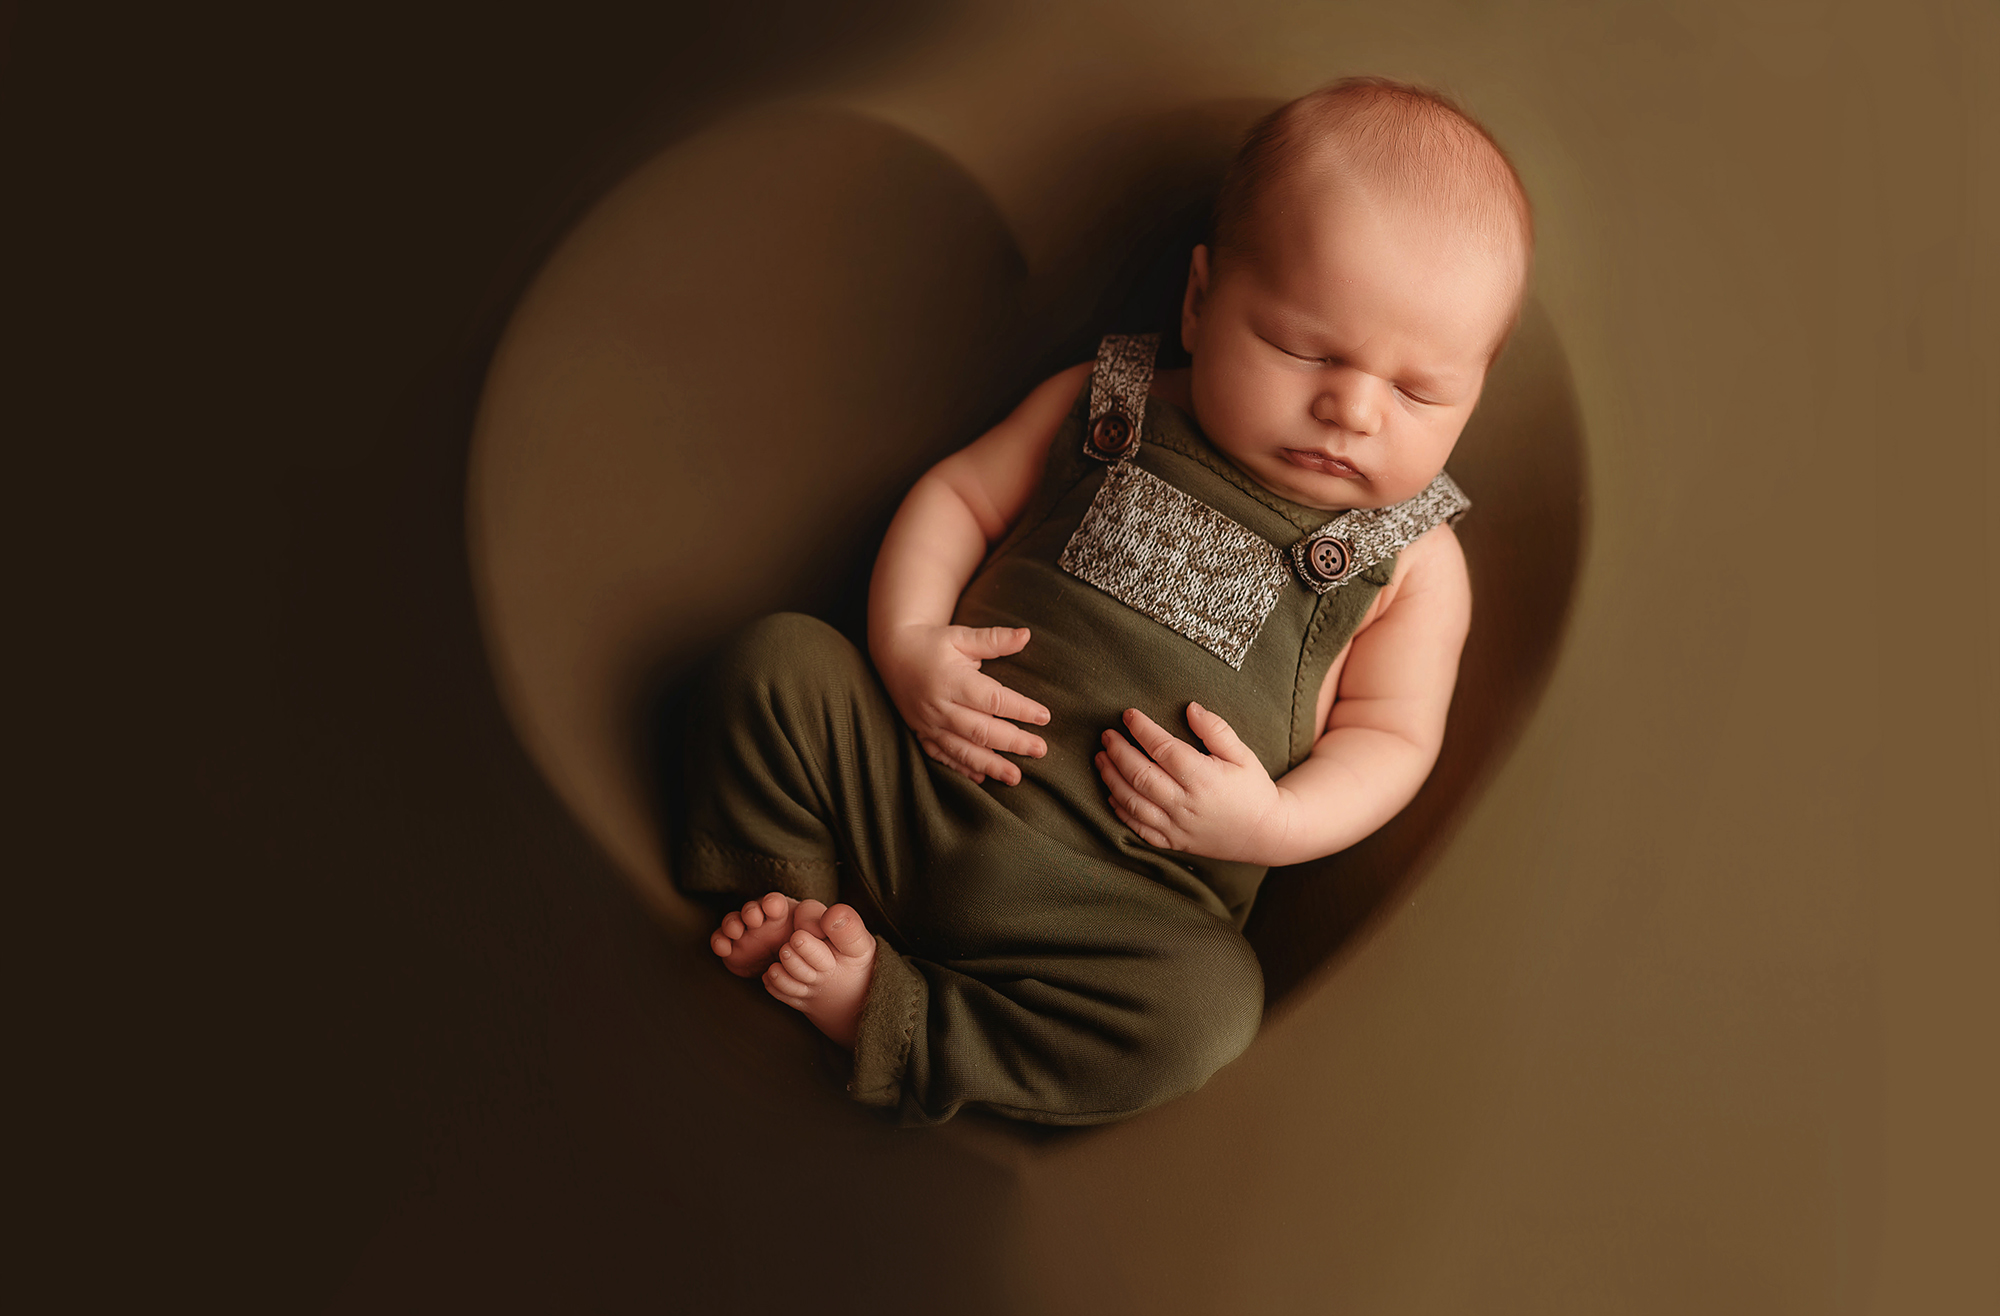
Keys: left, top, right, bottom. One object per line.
{"left": 1310, "top": 522, "right": 1468, "bottom": 733}
{"left": 1023, "top": 360, "right": 1094, "bottom": 434}
{"left": 1041, "top": 359, "right": 1094, "bottom": 402}
{"left": 1392, "top": 521, "right": 1468, "bottom": 590}
{"left": 1363, "top": 522, "right": 1469, "bottom": 629}
{"left": 951, "top": 363, "right": 1089, "bottom": 466}
{"left": 935, "top": 363, "right": 1094, "bottom": 536}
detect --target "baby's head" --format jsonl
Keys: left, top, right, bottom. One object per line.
{"left": 1181, "top": 78, "right": 1532, "bottom": 512}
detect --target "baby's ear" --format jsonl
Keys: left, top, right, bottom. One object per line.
{"left": 1180, "top": 244, "right": 1212, "bottom": 354}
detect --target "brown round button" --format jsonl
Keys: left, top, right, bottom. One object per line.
{"left": 1303, "top": 534, "right": 1353, "bottom": 584}
{"left": 1089, "top": 412, "right": 1134, "bottom": 456}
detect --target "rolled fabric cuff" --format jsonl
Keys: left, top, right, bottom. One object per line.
{"left": 847, "top": 936, "right": 924, "bottom": 1109}
{"left": 674, "top": 830, "right": 841, "bottom": 905}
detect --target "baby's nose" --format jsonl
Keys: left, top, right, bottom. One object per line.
{"left": 1312, "top": 375, "right": 1381, "bottom": 434}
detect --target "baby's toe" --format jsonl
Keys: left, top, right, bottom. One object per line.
{"left": 787, "top": 929, "right": 837, "bottom": 972}
{"left": 757, "top": 892, "right": 793, "bottom": 920}
{"left": 776, "top": 942, "right": 821, "bottom": 983}
{"left": 710, "top": 929, "right": 735, "bottom": 957}
{"left": 763, "top": 963, "right": 811, "bottom": 1001}
{"left": 819, "top": 904, "right": 874, "bottom": 960}
{"left": 720, "top": 912, "right": 746, "bottom": 939}
{"left": 738, "top": 899, "right": 766, "bottom": 930}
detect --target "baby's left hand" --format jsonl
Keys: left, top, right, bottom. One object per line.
{"left": 1095, "top": 704, "right": 1291, "bottom": 864}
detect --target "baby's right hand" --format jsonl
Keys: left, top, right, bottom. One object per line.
{"left": 875, "top": 624, "right": 1050, "bottom": 786}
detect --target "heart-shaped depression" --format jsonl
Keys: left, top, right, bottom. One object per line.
{"left": 468, "top": 103, "right": 1584, "bottom": 1116}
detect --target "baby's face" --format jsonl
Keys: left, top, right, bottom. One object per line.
{"left": 1181, "top": 185, "right": 1520, "bottom": 512}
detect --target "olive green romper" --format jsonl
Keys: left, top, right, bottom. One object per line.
{"left": 675, "top": 335, "right": 1469, "bottom": 1126}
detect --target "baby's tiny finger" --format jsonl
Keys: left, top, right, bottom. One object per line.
{"left": 977, "top": 752, "right": 1023, "bottom": 786}
{"left": 921, "top": 738, "right": 983, "bottom": 783}
{"left": 1123, "top": 708, "right": 1199, "bottom": 779}
{"left": 1110, "top": 799, "right": 1171, "bottom": 850}
{"left": 1100, "top": 729, "right": 1178, "bottom": 802}
{"left": 958, "top": 673, "right": 1051, "bottom": 739}
{"left": 950, "top": 702, "right": 1044, "bottom": 760}
{"left": 987, "top": 682, "right": 1052, "bottom": 728}
{"left": 940, "top": 708, "right": 1035, "bottom": 778}
{"left": 1096, "top": 751, "right": 1166, "bottom": 828}
{"left": 934, "top": 730, "right": 1017, "bottom": 786}
{"left": 988, "top": 719, "right": 1047, "bottom": 759}
{"left": 955, "top": 625, "right": 1032, "bottom": 660}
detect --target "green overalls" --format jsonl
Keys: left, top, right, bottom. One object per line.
{"left": 676, "top": 335, "right": 1469, "bottom": 1126}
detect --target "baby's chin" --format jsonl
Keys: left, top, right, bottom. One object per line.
{"left": 1241, "top": 458, "right": 1417, "bottom": 514}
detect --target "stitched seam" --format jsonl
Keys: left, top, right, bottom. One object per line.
{"left": 690, "top": 833, "right": 838, "bottom": 873}
{"left": 1292, "top": 473, "right": 1472, "bottom": 591}
{"left": 852, "top": 943, "right": 922, "bottom": 1104}
{"left": 1087, "top": 334, "right": 1160, "bottom": 454}
{"left": 1056, "top": 460, "right": 1290, "bottom": 669}
{"left": 893, "top": 961, "right": 920, "bottom": 1092}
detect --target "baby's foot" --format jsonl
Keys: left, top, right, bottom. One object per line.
{"left": 710, "top": 892, "right": 799, "bottom": 978}
{"left": 761, "top": 902, "right": 877, "bottom": 1048}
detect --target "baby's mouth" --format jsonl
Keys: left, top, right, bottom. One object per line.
{"left": 1282, "top": 449, "right": 1364, "bottom": 479}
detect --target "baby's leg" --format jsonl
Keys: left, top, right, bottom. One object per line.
{"left": 708, "top": 891, "right": 799, "bottom": 977}
{"left": 849, "top": 878, "right": 1266, "bottom": 1126}
{"left": 673, "top": 613, "right": 1262, "bottom": 1124}
{"left": 673, "top": 613, "right": 911, "bottom": 910}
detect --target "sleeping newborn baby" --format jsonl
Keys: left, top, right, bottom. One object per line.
{"left": 674, "top": 77, "right": 1532, "bottom": 1125}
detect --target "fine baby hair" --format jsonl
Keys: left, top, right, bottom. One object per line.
{"left": 1213, "top": 76, "right": 1533, "bottom": 351}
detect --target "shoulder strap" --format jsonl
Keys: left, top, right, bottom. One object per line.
{"left": 1289, "top": 472, "right": 1472, "bottom": 592}
{"left": 1083, "top": 333, "right": 1160, "bottom": 461}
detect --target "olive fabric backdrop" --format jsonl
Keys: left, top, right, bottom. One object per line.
{"left": 10, "top": 3, "right": 1995, "bottom": 1313}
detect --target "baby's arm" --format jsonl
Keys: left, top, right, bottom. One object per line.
{"left": 1095, "top": 524, "right": 1471, "bottom": 866}
{"left": 869, "top": 363, "right": 1092, "bottom": 785}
